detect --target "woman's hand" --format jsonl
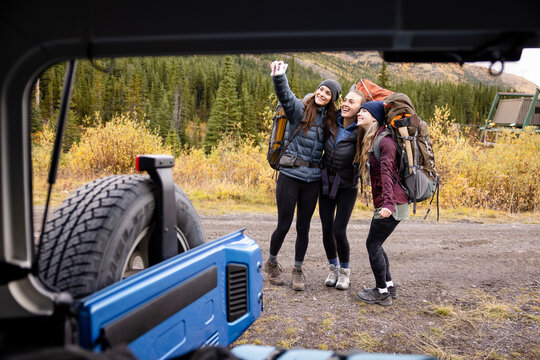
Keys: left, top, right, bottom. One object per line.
{"left": 379, "top": 207, "right": 392, "bottom": 218}
{"left": 270, "top": 61, "right": 288, "bottom": 76}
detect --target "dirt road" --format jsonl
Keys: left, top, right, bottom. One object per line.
{"left": 201, "top": 213, "right": 540, "bottom": 358}
{"left": 33, "top": 207, "right": 539, "bottom": 358}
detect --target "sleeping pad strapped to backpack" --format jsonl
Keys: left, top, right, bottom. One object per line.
{"left": 354, "top": 78, "right": 393, "bottom": 101}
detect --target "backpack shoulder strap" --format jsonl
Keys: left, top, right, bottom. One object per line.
{"left": 372, "top": 128, "right": 391, "bottom": 163}
{"left": 279, "top": 122, "right": 303, "bottom": 158}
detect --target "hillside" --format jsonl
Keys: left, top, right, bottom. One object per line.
{"left": 287, "top": 51, "right": 537, "bottom": 93}
{"left": 33, "top": 51, "right": 534, "bottom": 153}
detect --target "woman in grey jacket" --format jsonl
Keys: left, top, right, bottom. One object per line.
{"left": 266, "top": 60, "right": 341, "bottom": 291}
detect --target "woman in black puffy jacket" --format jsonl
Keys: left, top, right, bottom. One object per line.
{"left": 265, "top": 60, "right": 340, "bottom": 291}
{"left": 319, "top": 89, "right": 366, "bottom": 290}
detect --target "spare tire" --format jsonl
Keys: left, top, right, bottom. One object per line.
{"left": 37, "top": 175, "right": 205, "bottom": 299}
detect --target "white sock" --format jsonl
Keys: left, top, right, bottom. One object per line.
{"left": 378, "top": 287, "right": 388, "bottom": 294}
{"left": 386, "top": 281, "right": 394, "bottom": 288}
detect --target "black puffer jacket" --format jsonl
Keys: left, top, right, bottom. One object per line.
{"left": 321, "top": 112, "right": 359, "bottom": 190}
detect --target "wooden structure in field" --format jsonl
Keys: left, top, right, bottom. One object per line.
{"left": 481, "top": 88, "right": 540, "bottom": 145}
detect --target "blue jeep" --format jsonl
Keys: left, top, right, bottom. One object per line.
{"left": 1, "top": 1, "right": 538, "bottom": 359}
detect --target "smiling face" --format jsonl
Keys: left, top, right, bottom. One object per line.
{"left": 340, "top": 92, "right": 364, "bottom": 120}
{"left": 356, "top": 108, "right": 377, "bottom": 130}
{"left": 314, "top": 85, "right": 332, "bottom": 106}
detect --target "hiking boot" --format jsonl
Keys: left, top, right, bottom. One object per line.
{"left": 357, "top": 287, "right": 392, "bottom": 306}
{"left": 336, "top": 268, "right": 350, "bottom": 290}
{"left": 324, "top": 264, "right": 339, "bottom": 287}
{"left": 265, "top": 259, "right": 284, "bottom": 285}
{"left": 291, "top": 267, "right": 305, "bottom": 291}
{"left": 388, "top": 284, "right": 398, "bottom": 299}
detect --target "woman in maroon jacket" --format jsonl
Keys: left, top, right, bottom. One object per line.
{"left": 354, "top": 101, "right": 409, "bottom": 306}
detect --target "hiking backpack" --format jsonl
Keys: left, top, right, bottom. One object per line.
{"left": 373, "top": 93, "right": 440, "bottom": 220}
{"left": 267, "top": 103, "right": 288, "bottom": 170}
{"left": 267, "top": 102, "right": 303, "bottom": 170}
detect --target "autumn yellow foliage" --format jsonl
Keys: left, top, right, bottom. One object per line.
{"left": 430, "top": 105, "right": 540, "bottom": 212}
{"left": 32, "top": 121, "right": 57, "bottom": 176}
{"left": 173, "top": 137, "right": 276, "bottom": 205}
{"left": 32, "top": 108, "right": 539, "bottom": 214}
{"left": 66, "top": 112, "right": 169, "bottom": 176}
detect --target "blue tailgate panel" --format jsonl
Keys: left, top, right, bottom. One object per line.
{"left": 77, "top": 230, "right": 262, "bottom": 359}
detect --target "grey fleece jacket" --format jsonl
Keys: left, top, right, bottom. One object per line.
{"left": 273, "top": 74, "right": 325, "bottom": 182}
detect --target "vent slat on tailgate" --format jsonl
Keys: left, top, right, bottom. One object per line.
{"left": 226, "top": 264, "right": 248, "bottom": 322}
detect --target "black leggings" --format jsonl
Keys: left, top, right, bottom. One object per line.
{"left": 365, "top": 216, "right": 400, "bottom": 289}
{"left": 270, "top": 174, "right": 320, "bottom": 263}
{"left": 319, "top": 186, "right": 358, "bottom": 264}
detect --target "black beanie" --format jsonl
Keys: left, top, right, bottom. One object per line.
{"left": 360, "top": 101, "right": 385, "bottom": 125}
{"left": 318, "top": 79, "right": 342, "bottom": 102}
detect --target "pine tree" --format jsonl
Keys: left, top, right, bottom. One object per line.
{"left": 165, "top": 128, "right": 182, "bottom": 157}
{"left": 153, "top": 85, "right": 172, "bottom": 139}
{"left": 378, "top": 61, "right": 390, "bottom": 89}
{"left": 238, "top": 80, "right": 256, "bottom": 139}
{"left": 31, "top": 79, "right": 44, "bottom": 133}
{"left": 31, "top": 96, "right": 43, "bottom": 133}
{"left": 192, "top": 116, "right": 202, "bottom": 148}
{"left": 205, "top": 56, "right": 240, "bottom": 153}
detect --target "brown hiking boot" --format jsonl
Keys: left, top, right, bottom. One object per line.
{"left": 291, "top": 267, "right": 305, "bottom": 291}
{"left": 265, "top": 259, "right": 284, "bottom": 285}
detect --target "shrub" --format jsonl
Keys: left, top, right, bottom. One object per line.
{"left": 66, "top": 112, "right": 169, "bottom": 176}
{"left": 173, "top": 136, "right": 275, "bottom": 204}
{"left": 430, "top": 106, "right": 540, "bottom": 212}
{"left": 32, "top": 121, "right": 57, "bottom": 176}
{"left": 35, "top": 107, "right": 539, "bottom": 214}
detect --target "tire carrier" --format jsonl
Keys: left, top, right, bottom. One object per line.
{"left": 136, "top": 154, "right": 178, "bottom": 264}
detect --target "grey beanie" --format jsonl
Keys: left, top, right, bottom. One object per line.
{"left": 318, "top": 79, "right": 341, "bottom": 102}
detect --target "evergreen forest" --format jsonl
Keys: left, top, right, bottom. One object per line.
{"left": 32, "top": 53, "right": 507, "bottom": 152}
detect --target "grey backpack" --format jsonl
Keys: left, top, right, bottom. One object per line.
{"left": 373, "top": 122, "right": 439, "bottom": 220}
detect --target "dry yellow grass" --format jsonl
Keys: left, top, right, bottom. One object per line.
{"left": 430, "top": 105, "right": 540, "bottom": 213}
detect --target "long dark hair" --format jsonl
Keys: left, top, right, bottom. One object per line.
{"left": 298, "top": 93, "right": 337, "bottom": 138}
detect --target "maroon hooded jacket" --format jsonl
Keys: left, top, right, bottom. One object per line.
{"left": 369, "top": 127, "right": 409, "bottom": 213}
